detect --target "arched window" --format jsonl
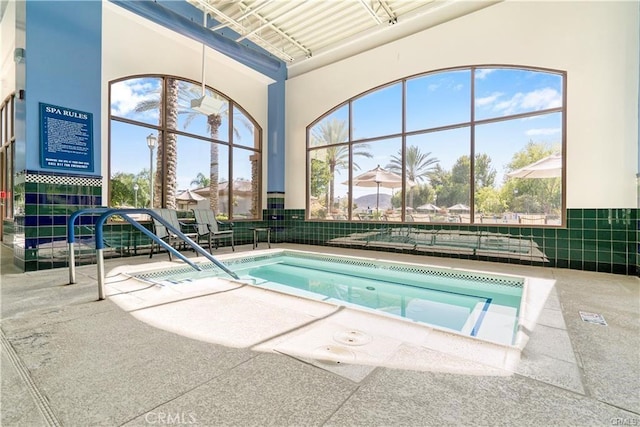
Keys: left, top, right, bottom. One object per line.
{"left": 307, "top": 66, "right": 565, "bottom": 226}
{"left": 1, "top": 94, "right": 15, "bottom": 224}
{"left": 109, "top": 76, "right": 262, "bottom": 220}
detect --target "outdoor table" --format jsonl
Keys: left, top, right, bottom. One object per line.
{"left": 251, "top": 227, "right": 271, "bottom": 249}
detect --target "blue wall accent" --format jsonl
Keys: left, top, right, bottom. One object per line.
{"left": 268, "top": 80, "right": 286, "bottom": 193}
{"left": 25, "top": 0, "right": 102, "bottom": 176}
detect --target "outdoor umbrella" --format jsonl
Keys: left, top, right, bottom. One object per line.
{"left": 507, "top": 153, "right": 562, "bottom": 179}
{"left": 448, "top": 203, "right": 470, "bottom": 212}
{"left": 416, "top": 203, "right": 439, "bottom": 212}
{"left": 343, "top": 165, "right": 416, "bottom": 211}
{"left": 176, "top": 189, "right": 205, "bottom": 205}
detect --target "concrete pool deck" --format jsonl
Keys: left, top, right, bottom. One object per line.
{"left": 1, "top": 243, "right": 638, "bottom": 426}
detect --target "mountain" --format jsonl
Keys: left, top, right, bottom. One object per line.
{"left": 353, "top": 193, "right": 392, "bottom": 210}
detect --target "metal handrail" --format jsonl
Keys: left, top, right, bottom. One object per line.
{"left": 67, "top": 208, "right": 240, "bottom": 300}
{"left": 67, "top": 207, "right": 111, "bottom": 284}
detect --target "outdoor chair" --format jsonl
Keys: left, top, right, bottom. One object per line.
{"left": 192, "top": 209, "right": 235, "bottom": 252}
{"left": 519, "top": 214, "right": 546, "bottom": 225}
{"left": 383, "top": 212, "right": 402, "bottom": 222}
{"left": 410, "top": 213, "right": 431, "bottom": 222}
{"left": 149, "top": 208, "right": 198, "bottom": 259}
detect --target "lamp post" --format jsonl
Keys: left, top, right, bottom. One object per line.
{"left": 146, "top": 133, "right": 157, "bottom": 208}
{"left": 133, "top": 183, "right": 139, "bottom": 208}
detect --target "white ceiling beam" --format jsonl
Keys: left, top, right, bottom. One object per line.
{"left": 190, "top": 0, "right": 295, "bottom": 61}
{"left": 358, "top": 0, "right": 383, "bottom": 24}
{"left": 234, "top": 0, "right": 311, "bottom": 57}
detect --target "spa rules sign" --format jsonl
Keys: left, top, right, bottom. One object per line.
{"left": 40, "top": 103, "right": 94, "bottom": 172}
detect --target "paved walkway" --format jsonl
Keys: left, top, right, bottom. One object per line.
{"left": 1, "top": 244, "right": 638, "bottom": 426}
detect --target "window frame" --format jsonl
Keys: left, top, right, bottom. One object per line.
{"left": 306, "top": 65, "right": 566, "bottom": 227}
{"left": 108, "top": 74, "right": 262, "bottom": 220}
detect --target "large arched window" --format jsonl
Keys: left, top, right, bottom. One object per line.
{"left": 1, "top": 94, "right": 15, "bottom": 227}
{"left": 109, "top": 76, "right": 262, "bottom": 220}
{"left": 307, "top": 66, "right": 565, "bottom": 226}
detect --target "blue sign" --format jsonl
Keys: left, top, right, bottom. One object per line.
{"left": 40, "top": 103, "right": 93, "bottom": 172}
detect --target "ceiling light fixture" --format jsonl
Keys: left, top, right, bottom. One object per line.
{"left": 191, "top": 12, "right": 225, "bottom": 116}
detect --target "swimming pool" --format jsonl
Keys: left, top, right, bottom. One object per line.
{"left": 130, "top": 250, "right": 524, "bottom": 346}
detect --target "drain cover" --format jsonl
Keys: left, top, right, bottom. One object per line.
{"left": 313, "top": 345, "right": 356, "bottom": 365}
{"left": 333, "top": 330, "right": 372, "bottom": 346}
{"left": 579, "top": 311, "right": 607, "bottom": 326}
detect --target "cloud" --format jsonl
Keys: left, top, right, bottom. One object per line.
{"left": 475, "top": 69, "right": 495, "bottom": 80}
{"left": 493, "top": 87, "right": 561, "bottom": 115}
{"left": 110, "top": 79, "right": 159, "bottom": 118}
{"left": 475, "top": 92, "right": 502, "bottom": 107}
{"left": 525, "top": 127, "right": 561, "bottom": 136}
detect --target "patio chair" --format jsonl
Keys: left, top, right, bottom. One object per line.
{"left": 192, "top": 209, "right": 235, "bottom": 252}
{"left": 410, "top": 213, "right": 431, "bottom": 222}
{"left": 519, "top": 214, "right": 546, "bottom": 225}
{"left": 149, "top": 209, "right": 198, "bottom": 259}
{"left": 383, "top": 212, "right": 402, "bottom": 222}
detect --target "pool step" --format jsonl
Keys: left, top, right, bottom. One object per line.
{"left": 473, "top": 303, "right": 518, "bottom": 345}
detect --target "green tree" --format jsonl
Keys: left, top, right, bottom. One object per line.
{"left": 190, "top": 172, "right": 210, "bottom": 188}
{"left": 386, "top": 145, "right": 439, "bottom": 208}
{"left": 475, "top": 186, "right": 506, "bottom": 214}
{"left": 429, "top": 164, "right": 454, "bottom": 207}
{"left": 391, "top": 183, "right": 433, "bottom": 210}
{"left": 310, "top": 158, "right": 330, "bottom": 199}
{"left": 474, "top": 153, "right": 497, "bottom": 189}
{"left": 448, "top": 156, "right": 471, "bottom": 207}
{"left": 505, "top": 141, "right": 561, "bottom": 214}
{"left": 110, "top": 170, "right": 151, "bottom": 208}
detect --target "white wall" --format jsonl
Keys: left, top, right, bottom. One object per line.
{"left": 0, "top": 0, "right": 16, "bottom": 102}
{"left": 102, "top": 2, "right": 272, "bottom": 206}
{"left": 285, "top": 1, "right": 639, "bottom": 209}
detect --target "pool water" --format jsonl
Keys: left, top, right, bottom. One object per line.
{"left": 132, "top": 250, "right": 524, "bottom": 345}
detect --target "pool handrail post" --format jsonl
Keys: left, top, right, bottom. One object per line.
{"left": 94, "top": 209, "right": 239, "bottom": 300}
{"left": 67, "top": 207, "right": 110, "bottom": 284}
{"left": 97, "top": 248, "right": 105, "bottom": 300}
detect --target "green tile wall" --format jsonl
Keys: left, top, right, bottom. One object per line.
{"left": 11, "top": 173, "right": 104, "bottom": 271}
{"left": 6, "top": 193, "right": 637, "bottom": 276}
{"left": 280, "top": 208, "right": 637, "bottom": 275}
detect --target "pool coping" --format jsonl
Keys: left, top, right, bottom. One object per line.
{"left": 103, "top": 248, "right": 556, "bottom": 375}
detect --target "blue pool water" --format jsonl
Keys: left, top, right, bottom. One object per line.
{"left": 134, "top": 250, "right": 524, "bottom": 344}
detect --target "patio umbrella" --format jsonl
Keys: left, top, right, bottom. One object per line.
{"left": 507, "top": 153, "right": 562, "bottom": 179}
{"left": 343, "top": 165, "right": 416, "bottom": 211}
{"left": 448, "top": 203, "right": 470, "bottom": 212}
{"left": 416, "top": 203, "right": 439, "bottom": 212}
{"left": 176, "top": 189, "right": 205, "bottom": 205}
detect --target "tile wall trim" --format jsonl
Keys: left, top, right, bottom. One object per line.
{"left": 24, "top": 173, "right": 103, "bottom": 187}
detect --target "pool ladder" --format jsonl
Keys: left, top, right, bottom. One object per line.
{"left": 67, "top": 208, "right": 239, "bottom": 300}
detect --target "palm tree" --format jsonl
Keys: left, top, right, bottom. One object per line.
{"left": 386, "top": 145, "right": 439, "bottom": 208}
{"left": 134, "top": 78, "right": 179, "bottom": 208}
{"left": 134, "top": 78, "right": 252, "bottom": 214}
{"left": 310, "top": 118, "right": 372, "bottom": 211}
{"left": 190, "top": 172, "right": 210, "bottom": 188}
